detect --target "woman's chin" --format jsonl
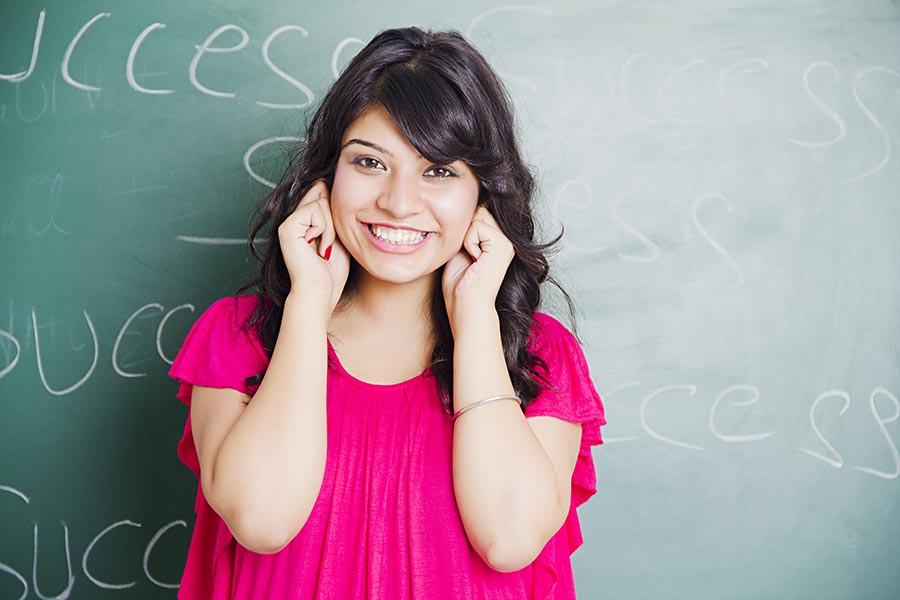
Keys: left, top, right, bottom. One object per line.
{"left": 356, "top": 263, "right": 438, "bottom": 287}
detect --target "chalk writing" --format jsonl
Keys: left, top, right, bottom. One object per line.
{"left": 844, "top": 67, "right": 900, "bottom": 183}
{"left": 331, "top": 37, "right": 363, "bottom": 80}
{"left": 690, "top": 193, "right": 744, "bottom": 289}
{"left": 0, "top": 303, "right": 195, "bottom": 394}
{"left": 61, "top": 12, "right": 109, "bottom": 92}
{"left": 640, "top": 385, "right": 705, "bottom": 450}
{"left": 851, "top": 388, "right": 900, "bottom": 480}
{"left": 127, "top": 23, "right": 173, "bottom": 95}
{"left": 190, "top": 25, "right": 249, "bottom": 98}
{"left": 0, "top": 10, "right": 45, "bottom": 83}
{"left": 789, "top": 61, "right": 846, "bottom": 147}
{"left": 33, "top": 521, "right": 75, "bottom": 599}
{"left": 31, "top": 309, "right": 98, "bottom": 396}
{"left": 708, "top": 385, "right": 776, "bottom": 443}
{"left": 0, "top": 489, "right": 187, "bottom": 598}
{"left": 112, "top": 303, "right": 164, "bottom": 378}
{"left": 257, "top": 25, "right": 315, "bottom": 109}
{"left": 243, "top": 135, "right": 305, "bottom": 188}
{"left": 607, "top": 381, "right": 899, "bottom": 480}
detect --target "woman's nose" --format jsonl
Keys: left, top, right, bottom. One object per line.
{"left": 376, "top": 174, "right": 424, "bottom": 217}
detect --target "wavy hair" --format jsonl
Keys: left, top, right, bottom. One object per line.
{"left": 239, "top": 26, "right": 576, "bottom": 411}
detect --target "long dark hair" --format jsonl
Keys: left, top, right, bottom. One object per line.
{"left": 239, "top": 27, "right": 576, "bottom": 411}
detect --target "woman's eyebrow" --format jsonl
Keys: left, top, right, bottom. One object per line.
{"left": 341, "top": 138, "right": 423, "bottom": 160}
{"left": 342, "top": 138, "right": 393, "bottom": 157}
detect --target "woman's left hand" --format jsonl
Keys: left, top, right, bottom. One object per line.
{"left": 442, "top": 205, "right": 515, "bottom": 332}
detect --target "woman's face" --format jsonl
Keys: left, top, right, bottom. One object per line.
{"left": 330, "top": 104, "right": 480, "bottom": 287}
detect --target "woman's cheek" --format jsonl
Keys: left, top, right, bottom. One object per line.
{"left": 433, "top": 209, "right": 466, "bottom": 249}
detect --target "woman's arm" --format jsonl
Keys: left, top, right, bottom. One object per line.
{"left": 451, "top": 307, "right": 582, "bottom": 573}
{"left": 190, "top": 294, "right": 328, "bottom": 554}
{"left": 441, "top": 206, "right": 583, "bottom": 572}
{"left": 191, "top": 180, "right": 347, "bottom": 554}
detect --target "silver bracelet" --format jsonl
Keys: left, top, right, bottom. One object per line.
{"left": 451, "top": 394, "right": 521, "bottom": 424}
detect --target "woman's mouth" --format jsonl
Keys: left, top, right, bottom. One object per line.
{"left": 368, "top": 224, "right": 428, "bottom": 244}
{"left": 364, "top": 223, "right": 431, "bottom": 254}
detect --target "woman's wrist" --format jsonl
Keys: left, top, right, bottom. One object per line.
{"left": 284, "top": 292, "right": 331, "bottom": 331}
{"left": 451, "top": 306, "right": 501, "bottom": 348}
{"left": 449, "top": 303, "right": 499, "bottom": 340}
{"left": 451, "top": 307, "right": 514, "bottom": 415}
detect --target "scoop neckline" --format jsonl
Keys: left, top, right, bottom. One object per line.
{"left": 326, "top": 338, "right": 432, "bottom": 390}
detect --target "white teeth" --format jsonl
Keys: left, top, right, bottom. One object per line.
{"left": 370, "top": 225, "right": 427, "bottom": 244}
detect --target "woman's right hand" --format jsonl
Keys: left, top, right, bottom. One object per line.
{"left": 278, "top": 180, "right": 350, "bottom": 317}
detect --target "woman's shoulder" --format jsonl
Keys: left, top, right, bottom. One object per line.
{"left": 192, "top": 294, "right": 261, "bottom": 336}
{"left": 204, "top": 294, "right": 260, "bottom": 320}
{"left": 532, "top": 311, "right": 569, "bottom": 332}
{"left": 527, "top": 311, "right": 600, "bottom": 401}
{"left": 176, "top": 294, "right": 266, "bottom": 362}
{"left": 169, "top": 294, "right": 268, "bottom": 390}
{"left": 529, "top": 311, "right": 579, "bottom": 352}
{"left": 525, "top": 310, "right": 605, "bottom": 433}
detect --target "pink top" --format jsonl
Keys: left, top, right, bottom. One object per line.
{"left": 169, "top": 295, "right": 605, "bottom": 599}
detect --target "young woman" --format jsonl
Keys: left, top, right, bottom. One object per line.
{"left": 170, "top": 26, "right": 605, "bottom": 599}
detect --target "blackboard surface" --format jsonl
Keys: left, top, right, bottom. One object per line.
{"left": 2, "top": 1, "right": 899, "bottom": 598}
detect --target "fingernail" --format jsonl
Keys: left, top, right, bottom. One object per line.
{"left": 307, "top": 237, "right": 316, "bottom": 244}
{"left": 324, "top": 244, "right": 333, "bottom": 261}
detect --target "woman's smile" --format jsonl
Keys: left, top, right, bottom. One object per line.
{"left": 363, "top": 222, "right": 432, "bottom": 254}
{"left": 329, "top": 104, "right": 480, "bottom": 285}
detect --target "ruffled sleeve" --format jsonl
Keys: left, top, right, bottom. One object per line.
{"left": 526, "top": 312, "right": 605, "bottom": 512}
{"left": 168, "top": 296, "right": 269, "bottom": 598}
{"left": 525, "top": 312, "right": 605, "bottom": 599}
{"left": 168, "top": 295, "right": 268, "bottom": 477}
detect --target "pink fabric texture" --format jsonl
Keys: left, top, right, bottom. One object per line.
{"left": 169, "top": 296, "right": 605, "bottom": 599}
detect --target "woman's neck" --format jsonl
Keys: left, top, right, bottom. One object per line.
{"left": 332, "top": 271, "right": 437, "bottom": 342}
{"left": 327, "top": 271, "right": 439, "bottom": 382}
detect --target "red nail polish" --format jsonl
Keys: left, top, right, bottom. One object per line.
{"left": 324, "top": 244, "right": 333, "bottom": 261}
{"left": 307, "top": 237, "right": 316, "bottom": 244}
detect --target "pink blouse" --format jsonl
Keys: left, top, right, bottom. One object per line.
{"left": 169, "top": 295, "right": 605, "bottom": 599}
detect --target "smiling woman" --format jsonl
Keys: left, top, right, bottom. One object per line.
{"left": 167, "top": 26, "right": 605, "bottom": 599}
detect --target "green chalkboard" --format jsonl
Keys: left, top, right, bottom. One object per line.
{"left": 2, "top": 1, "right": 900, "bottom": 598}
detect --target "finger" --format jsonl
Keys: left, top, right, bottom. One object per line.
{"left": 473, "top": 205, "right": 499, "bottom": 227}
{"left": 281, "top": 202, "right": 322, "bottom": 247}
{"left": 449, "top": 247, "right": 474, "bottom": 272}
{"left": 302, "top": 203, "right": 328, "bottom": 245}
{"left": 462, "top": 219, "right": 486, "bottom": 261}
{"left": 469, "top": 207, "right": 500, "bottom": 234}
{"left": 467, "top": 214, "right": 514, "bottom": 263}
{"left": 481, "top": 205, "right": 511, "bottom": 235}
{"left": 442, "top": 248, "right": 473, "bottom": 290}
{"left": 315, "top": 197, "right": 336, "bottom": 259}
{"left": 297, "top": 179, "right": 330, "bottom": 208}
{"left": 297, "top": 181, "right": 334, "bottom": 258}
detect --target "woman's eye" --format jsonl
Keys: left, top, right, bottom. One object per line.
{"left": 426, "top": 166, "right": 456, "bottom": 178}
{"left": 353, "top": 157, "right": 385, "bottom": 170}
